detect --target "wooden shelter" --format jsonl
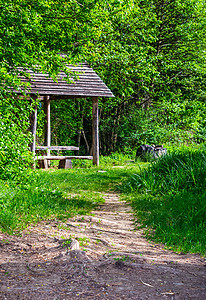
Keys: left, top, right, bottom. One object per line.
{"left": 15, "top": 62, "right": 114, "bottom": 167}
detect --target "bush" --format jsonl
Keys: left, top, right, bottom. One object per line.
{"left": 0, "top": 96, "right": 33, "bottom": 182}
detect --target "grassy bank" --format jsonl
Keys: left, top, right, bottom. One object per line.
{"left": 122, "top": 146, "right": 206, "bottom": 255}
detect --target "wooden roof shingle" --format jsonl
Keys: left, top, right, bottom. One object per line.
{"left": 16, "top": 62, "right": 114, "bottom": 98}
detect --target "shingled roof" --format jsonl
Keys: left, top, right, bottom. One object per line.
{"left": 16, "top": 62, "right": 114, "bottom": 98}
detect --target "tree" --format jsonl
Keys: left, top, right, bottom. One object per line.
{"left": 83, "top": 0, "right": 206, "bottom": 151}
{"left": 0, "top": 0, "right": 99, "bottom": 93}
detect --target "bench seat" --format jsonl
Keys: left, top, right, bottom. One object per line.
{"left": 35, "top": 156, "right": 93, "bottom": 160}
{"left": 35, "top": 145, "right": 92, "bottom": 169}
{"left": 36, "top": 146, "right": 79, "bottom": 151}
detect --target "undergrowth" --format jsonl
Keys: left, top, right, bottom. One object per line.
{"left": 122, "top": 145, "right": 206, "bottom": 255}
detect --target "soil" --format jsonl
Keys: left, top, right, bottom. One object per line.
{"left": 0, "top": 193, "right": 205, "bottom": 299}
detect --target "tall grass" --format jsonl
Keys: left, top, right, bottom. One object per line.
{"left": 123, "top": 146, "right": 206, "bottom": 255}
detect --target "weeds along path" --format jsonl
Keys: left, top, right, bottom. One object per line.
{"left": 0, "top": 193, "right": 205, "bottom": 299}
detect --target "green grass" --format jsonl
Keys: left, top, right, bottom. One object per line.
{"left": 0, "top": 154, "right": 142, "bottom": 234}
{"left": 1, "top": 148, "right": 205, "bottom": 256}
{"left": 122, "top": 145, "right": 206, "bottom": 255}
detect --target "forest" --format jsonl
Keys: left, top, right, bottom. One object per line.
{"left": 0, "top": 0, "right": 205, "bottom": 256}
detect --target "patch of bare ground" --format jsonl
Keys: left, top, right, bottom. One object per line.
{"left": 0, "top": 193, "right": 205, "bottom": 299}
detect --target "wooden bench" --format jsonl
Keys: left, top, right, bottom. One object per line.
{"left": 35, "top": 146, "right": 93, "bottom": 169}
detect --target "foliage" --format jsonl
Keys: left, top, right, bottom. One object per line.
{"left": 87, "top": 0, "right": 206, "bottom": 153}
{"left": 0, "top": 0, "right": 96, "bottom": 92}
{"left": 122, "top": 146, "right": 206, "bottom": 255}
{"left": 0, "top": 96, "right": 33, "bottom": 181}
{"left": 114, "top": 100, "right": 206, "bottom": 149}
{"left": 90, "top": 0, "right": 206, "bottom": 103}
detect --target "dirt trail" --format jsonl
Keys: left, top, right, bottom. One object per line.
{"left": 0, "top": 193, "right": 205, "bottom": 299}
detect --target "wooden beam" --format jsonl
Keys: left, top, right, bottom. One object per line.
{"left": 92, "top": 97, "right": 99, "bottom": 166}
{"left": 44, "top": 96, "right": 51, "bottom": 157}
{"left": 30, "top": 104, "right": 37, "bottom": 154}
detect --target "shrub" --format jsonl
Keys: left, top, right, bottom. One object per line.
{"left": 0, "top": 96, "right": 33, "bottom": 182}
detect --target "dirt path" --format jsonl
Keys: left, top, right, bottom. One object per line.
{"left": 0, "top": 193, "right": 205, "bottom": 299}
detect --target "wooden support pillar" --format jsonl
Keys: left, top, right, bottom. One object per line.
{"left": 44, "top": 96, "right": 51, "bottom": 157}
{"left": 92, "top": 97, "right": 99, "bottom": 166}
{"left": 30, "top": 104, "right": 38, "bottom": 154}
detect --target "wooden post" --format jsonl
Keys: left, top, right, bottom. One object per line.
{"left": 92, "top": 97, "right": 99, "bottom": 166}
{"left": 30, "top": 104, "right": 37, "bottom": 154}
{"left": 44, "top": 96, "right": 51, "bottom": 157}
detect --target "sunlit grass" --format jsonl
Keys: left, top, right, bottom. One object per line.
{"left": 0, "top": 154, "right": 143, "bottom": 234}
{"left": 1, "top": 147, "right": 205, "bottom": 256}
{"left": 122, "top": 145, "right": 206, "bottom": 255}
